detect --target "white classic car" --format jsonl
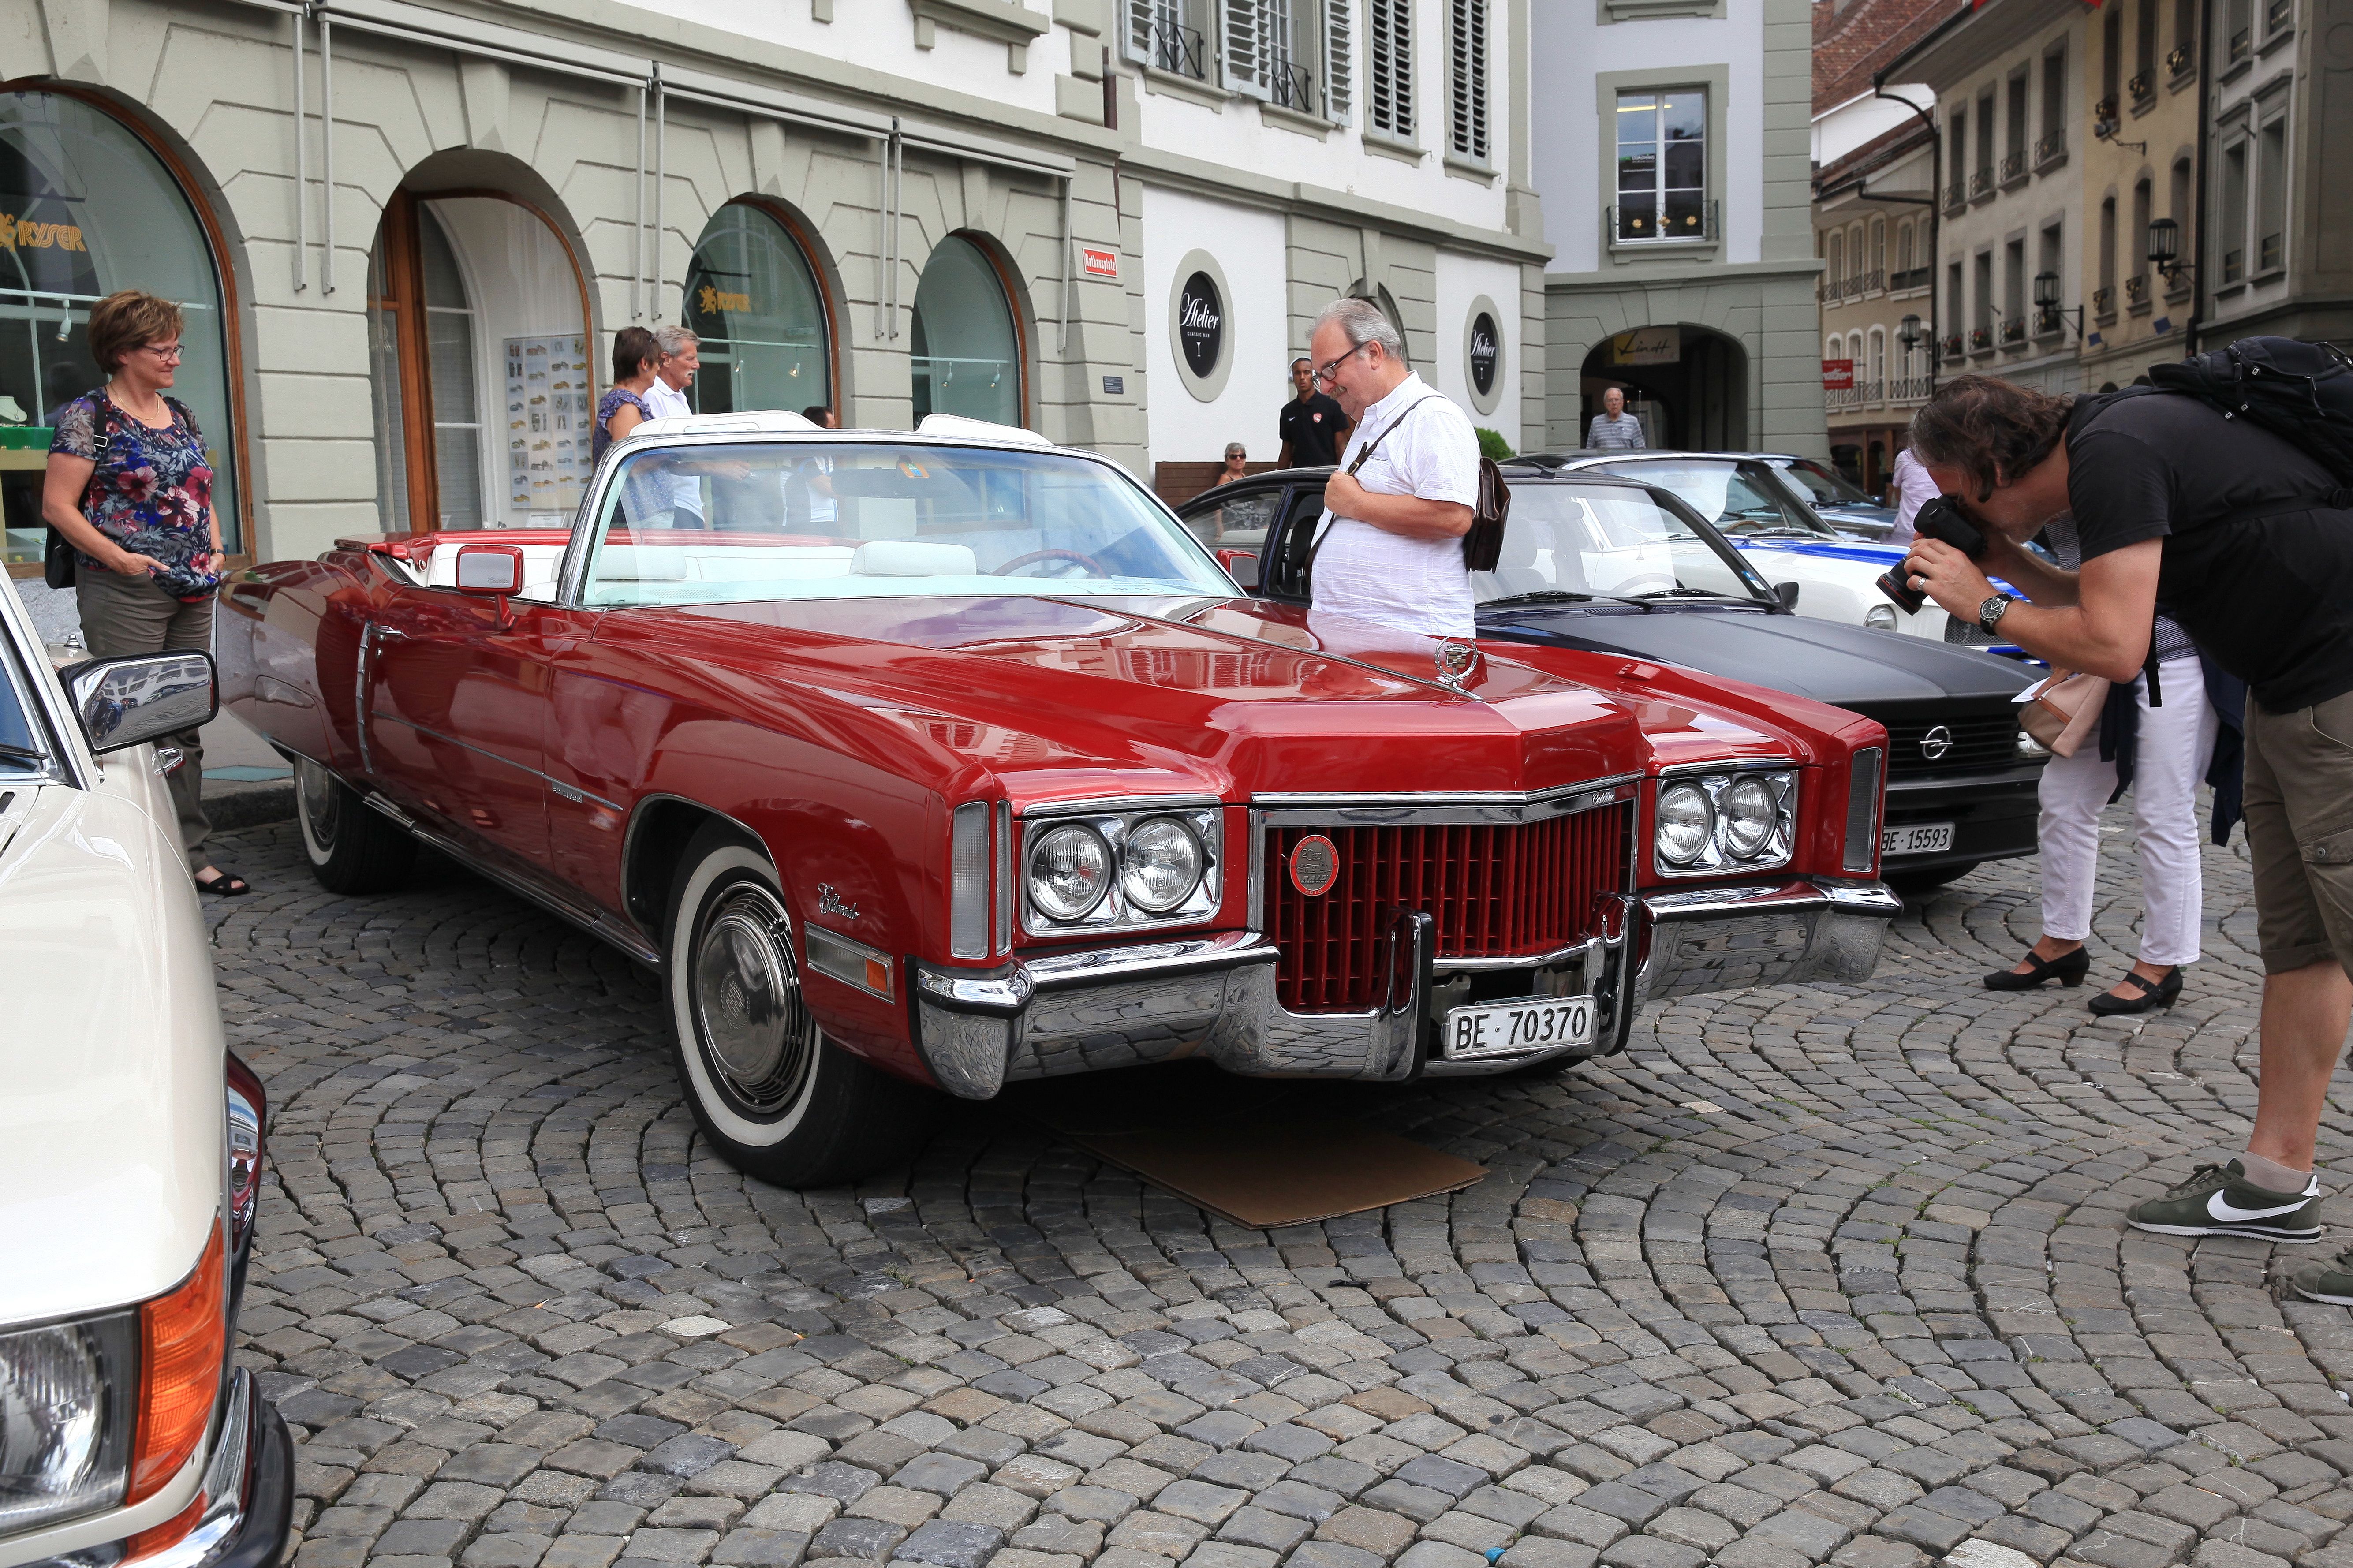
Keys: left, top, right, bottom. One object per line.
{"left": 1533, "top": 452, "right": 2021, "bottom": 655}
{"left": 0, "top": 579, "right": 291, "bottom": 1568}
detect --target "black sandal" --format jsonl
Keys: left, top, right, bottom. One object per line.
{"left": 1983, "top": 945, "right": 2090, "bottom": 990}
{"left": 2088, "top": 965, "right": 2182, "bottom": 1015}
{"left": 194, "top": 868, "right": 252, "bottom": 897}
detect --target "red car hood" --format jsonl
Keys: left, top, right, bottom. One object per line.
{"left": 595, "top": 593, "right": 1651, "bottom": 800}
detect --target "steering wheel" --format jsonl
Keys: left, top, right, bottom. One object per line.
{"left": 993, "top": 548, "right": 1112, "bottom": 579}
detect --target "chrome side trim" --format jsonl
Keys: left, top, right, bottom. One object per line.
{"left": 393, "top": 810, "right": 664, "bottom": 969}
{"left": 370, "top": 712, "right": 625, "bottom": 810}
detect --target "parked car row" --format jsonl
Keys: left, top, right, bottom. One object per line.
{"left": 214, "top": 409, "right": 1907, "bottom": 1188}
{"left": 0, "top": 578, "right": 292, "bottom": 1568}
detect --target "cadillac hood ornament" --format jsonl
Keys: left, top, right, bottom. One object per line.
{"left": 1433, "top": 639, "right": 1481, "bottom": 690}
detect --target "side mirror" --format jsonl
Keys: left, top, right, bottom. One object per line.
{"left": 1216, "top": 548, "right": 1262, "bottom": 589}
{"left": 63, "top": 651, "right": 217, "bottom": 756}
{"left": 1775, "top": 581, "right": 1801, "bottom": 611}
{"left": 454, "top": 544, "right": 526, "bottom": 627}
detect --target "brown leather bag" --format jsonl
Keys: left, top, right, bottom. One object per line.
{"left": 1463, "top": 456, "right": 1511, "bottom": 572}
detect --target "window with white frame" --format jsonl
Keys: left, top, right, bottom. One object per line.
{"left": 1367, "top": 0, "right": 1412, "bottom": 138}
{"left": 1615, "top": 88, "right": 1707, "bottom": 242}
{"left": 1448, "top": 0, "right": 1489, "bottom": 161}
{"left": 2256, "top": 115, "right": 2286, "bottom": 274}
{"left": 1127, "top": 0, "right": 1355, "bottom": 121}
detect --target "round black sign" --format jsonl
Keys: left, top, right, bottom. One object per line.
{"left": 1178, "top": 271, "right": 1224, "bottom": 379}
{"left": 1468, "top": 310, "right": 1501, "bottom": 397}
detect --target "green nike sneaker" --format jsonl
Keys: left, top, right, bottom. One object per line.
{"left": 2125, "top": 1160, "right": 2321, "bottom": 1242}
{"left": 2292, "top": 1248, "right": 2353, "bottom": 1303}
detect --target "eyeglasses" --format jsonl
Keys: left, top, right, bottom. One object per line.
{"left": 140, "top": 344, "right": 184, "bottom": 362}
{"left": 1311, "top": 342, "right": 1371, "bottom": 388}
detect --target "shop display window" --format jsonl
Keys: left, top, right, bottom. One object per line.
{"left": 0, "top": 91, "right": 240, "bottom": 568}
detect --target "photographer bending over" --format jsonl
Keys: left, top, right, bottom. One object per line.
{"left": 1901, "top": 374, "right": 2353, "bottom": 1293}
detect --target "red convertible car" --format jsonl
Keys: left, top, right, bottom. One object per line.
{"left": 219, "top": 411, "right": 1898, "bottom": 1186}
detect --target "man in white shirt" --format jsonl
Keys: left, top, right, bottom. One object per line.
{"left": 647, "top": 325, "right": 704, "bottom": 527}
{"left": 1884, "top": 445, "right": 1939, "bottom": 545}
{"left": 1306, "top": 298, "right": 1482, "bottom": 640}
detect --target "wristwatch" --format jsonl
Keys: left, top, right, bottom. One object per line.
{"left": 1977, "top": 594, "right": 2014, "bottom": 637}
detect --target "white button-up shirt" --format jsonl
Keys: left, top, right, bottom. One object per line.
{"left": 1310, "top": 373, "right": 1482, "bottom": 641}
{"left": 644, "top": 376, "right": 702, "bottom": 523}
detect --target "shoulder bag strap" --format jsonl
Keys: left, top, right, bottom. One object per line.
{"left": 1304, "top": 395, "right": 1448, "bottom": 578}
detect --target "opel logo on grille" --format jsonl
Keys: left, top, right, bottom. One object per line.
{"left": 1290, "top": 834, "right": 1339, "bottom": 896}
{"left": 1920, "top": 724, "right": 1955, "bottom": 761}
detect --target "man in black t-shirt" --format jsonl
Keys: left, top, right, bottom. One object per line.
{"left": 1902, "top": 374, "right": 2353, "bottom": 1288}
{"left": 1277, "top": 355, "right": 1351, "bottom": 467}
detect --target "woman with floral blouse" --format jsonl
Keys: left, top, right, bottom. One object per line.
{"left": 41, "top": 289, "right": 248, "bottom": 895}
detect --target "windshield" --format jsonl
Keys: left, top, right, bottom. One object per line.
{"left": 581, "top": 442, "right": 1237, "bottom": 607}
{"left": 1471, "top": 484, "right": 1768, "bottom": 607}
{"left": 1776, "top": 459, "right": 1876, "bottom": 507}
{"left": 1586, "top": 459, "right": 1837, "bottom": 538}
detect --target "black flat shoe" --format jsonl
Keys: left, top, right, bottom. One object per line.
{"left": 1984, "top": 946, "right": 2091, "bottom": 990}
{"left": 194, "top": 868, "right": 252, "bottom": 897}
{"left": 2088, "top": 965, "right": 2182, "bottom": 1015}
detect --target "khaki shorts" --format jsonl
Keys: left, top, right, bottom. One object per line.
{"left": 2245, "top": 688, "right": 2353, "bottom": 976}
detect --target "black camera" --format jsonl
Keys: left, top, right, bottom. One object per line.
{"left": 1875, "top": 494, "right": 1987, "bottom": 614}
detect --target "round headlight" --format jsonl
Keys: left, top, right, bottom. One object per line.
{"left": 1028, "top": 824, "right": 1112, "bottom": 922}
{"left": 1119, "top": 818, "right": 1205, "bottom": 914}
{"left": 1656, "top": 783, "right": 1714, "bottom": 865}
{"left": 1864, "top": 604, "right": 1898, "bottom": 631}
{"left": 1720, "top": 777, "right": 1779, "bottom": 858}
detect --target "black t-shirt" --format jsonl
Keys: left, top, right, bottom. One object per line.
{"left": 2068, "top": 388, "right": 2353, "bottom": 710}
{"left": 1279, "top": 393, "right": 1349, "bottom": 466}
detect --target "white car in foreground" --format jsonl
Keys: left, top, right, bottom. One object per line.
{"left": 1536, "top": 452, "right": 2021, "bottom": 654}
{"left": 0, "top": 579, "right": 291, "bottom": 1568}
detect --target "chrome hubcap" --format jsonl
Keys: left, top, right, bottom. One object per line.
{"left": 296, "top": 758, "right": 339, "bottom": 852}
{"left": 691, "top": 884, "right": 815, "bottom": 1118}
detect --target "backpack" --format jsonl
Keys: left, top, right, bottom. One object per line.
{"left": 2148, "top": 336, "right": 2353, "bottom": 500}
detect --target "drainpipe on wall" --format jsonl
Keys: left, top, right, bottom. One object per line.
{"left": 2187, "top": 0, "right": 2211, "bottom": 353}
{"left": 1871, "top": 83, "right": 1941, "bottom": 402}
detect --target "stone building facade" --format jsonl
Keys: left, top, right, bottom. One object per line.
{"left": 1, "top": 0, "right": 1548, "bottom": 575}
{"left": 1528, "top": 0, "right": 1826, "bottom": 457}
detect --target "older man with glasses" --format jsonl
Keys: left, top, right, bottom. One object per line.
{"left": 1301, "top": 298, "right": 1482, "bottom": 641}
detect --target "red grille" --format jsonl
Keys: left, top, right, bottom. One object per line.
{"left": 1267, "top": 802, "right": 1634, "bottom": 1012}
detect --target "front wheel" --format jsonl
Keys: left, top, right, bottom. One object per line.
{"left": 665, "top": 830, "right": 936, "bottom": 1187}
{"left": 295, "top": 757, "right": 414, "bottom": 894}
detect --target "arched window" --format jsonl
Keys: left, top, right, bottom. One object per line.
{"left": 1869, "top": 217, "right": 1886, "bottom": 280}
{"left": 0, "top": 90, "right": 244, "bottom": 560}
{"left": 911, "top": 236, "right": 1023, "bottom": 427}
{"left": 1827, "top": 231, "right": 1845, "bottom": 287}
{"left": 1868, "top": 327, "right": 1886, "bottom": 394}
{"left": 1897, "top": 220, "right": 1914, "bottom": 274}
{"left": 683, "top": 203, "right": 831, "bottom": 416}
{"left": 368, "top": 191, "right": 587, "bottom": 531}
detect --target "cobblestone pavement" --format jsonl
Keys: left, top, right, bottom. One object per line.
{"left": 213, "top": 814, "right": 2353, "bottom": 1568}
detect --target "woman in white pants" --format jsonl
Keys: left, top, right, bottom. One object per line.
{"left": 1987, "top": 576, "right": 2219, "bottom": 1012}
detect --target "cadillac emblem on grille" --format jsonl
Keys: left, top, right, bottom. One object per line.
{"left": 1920, "top": 724, "right": 1954, "bottom": 761}
{"left": 1289, "top": 834, "right": 1339, "bottom": 896}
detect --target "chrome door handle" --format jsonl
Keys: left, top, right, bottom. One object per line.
{"left": 373, "top": 625, "right": 408, "bottom": 640}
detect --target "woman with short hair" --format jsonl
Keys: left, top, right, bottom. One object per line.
{"left": 41, "top": 289, "right": 247, "bottom": 896}
{"left": 593, "top": 326, "right": 663, "bottom": 463}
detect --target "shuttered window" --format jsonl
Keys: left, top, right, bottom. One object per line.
{"left": 1124, "top": 0, "right": 1212, "bottom": 79}
{"left": 1367, "top": 0, "right": 1412, "bottom": 138}
{"left": 1448, "top": 0, "right": 1487, "bottom": 161}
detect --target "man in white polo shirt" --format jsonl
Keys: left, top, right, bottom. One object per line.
{"left": 1305, "top": 298, "right": 1481, "bottom": 640}
{"left": 648, "top": 325, "right": 705, "bottom": 527}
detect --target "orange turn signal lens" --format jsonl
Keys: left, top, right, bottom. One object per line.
{"left": 126, "top": 1490, "right": 206, "bottom": 1561}
{"left": 129, "top": 1221, "right": 225, "bottom": 1506}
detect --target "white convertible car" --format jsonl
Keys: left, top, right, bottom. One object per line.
{"left": 0, "top": 578, "right": 292, "bottom": 1568}
{"left": 1535, "top": 452, "right": 2021, "bottom": 656}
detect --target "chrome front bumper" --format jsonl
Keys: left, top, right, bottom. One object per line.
{"left": 1637, "top": 879, "right": 1901, "bottom": 1003}
{"left": 911, "top": 877, "right": 1897, "bottom": 1100}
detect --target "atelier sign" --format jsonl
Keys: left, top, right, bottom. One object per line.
{"left": 1177, "top": 271, "right": 1224, "bottom": 379}
{"left": 1468, "top": 311, "right": 1500, "bottom": 397}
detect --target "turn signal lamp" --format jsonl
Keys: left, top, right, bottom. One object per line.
{"left": 129, "top": 1221, "right": 226, "bottom": 1505}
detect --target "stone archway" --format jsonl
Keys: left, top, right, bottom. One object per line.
{"left": 1577, "top": 323, "right": 1748, "bottom": 451}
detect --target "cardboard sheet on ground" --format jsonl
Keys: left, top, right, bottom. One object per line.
{"left": 1059, "top": 1120, "right": 1487, "bottom": 1228}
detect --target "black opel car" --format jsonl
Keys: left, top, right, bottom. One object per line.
{"left": 1179, "top": 467, "right": 2045, "bottom": 896}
